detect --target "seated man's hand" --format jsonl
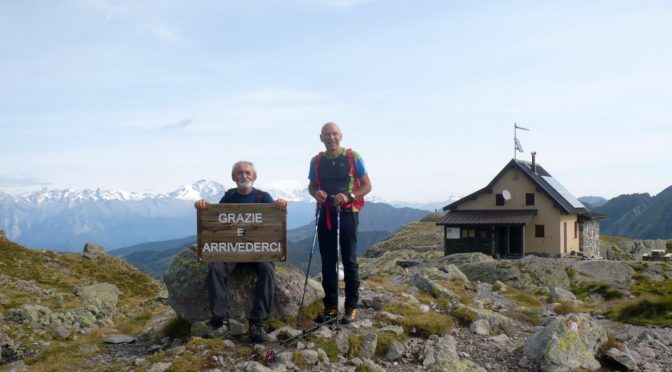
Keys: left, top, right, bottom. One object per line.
{"left": 194, "top": 199, "right": 209, "bottom": 209}
{"left": 274, "top": 198, "right": 288, "bottom": 210}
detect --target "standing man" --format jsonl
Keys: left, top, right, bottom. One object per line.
{"left": 194, "top": 161, "right": 287, "bottom": 343}
{"left": 308, "top": 122, "right": 372, "bottom": 324}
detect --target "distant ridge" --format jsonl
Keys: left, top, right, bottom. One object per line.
{"left": 594, "top": 185, "right": 672, "bottom": 239}
{"left": 0, "top": 181, "right": 440, "bottom": 251}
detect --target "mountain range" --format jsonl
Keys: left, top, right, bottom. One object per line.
{"left": 0, "top": 181, "right": 450, "bottom": 252}
{"left": 592, "top": 185, "right": 672, "bottom": 239}
{"left": 109, "top": 202, "right": 430, "bottom": 278}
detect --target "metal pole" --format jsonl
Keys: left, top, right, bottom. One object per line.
{"left": 296, "top": 205, "right": 320, "bottom": 326}
{"left": 335, "top": 205, "right": 341, "bottom": 327}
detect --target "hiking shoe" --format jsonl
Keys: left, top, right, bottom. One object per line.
{"left": 209, "top": 316, "right": 228, "bottom": 329}
{"left": 341, "top": 308, "right": 357, "bottom": 324}
{"left": 249, "top": 323, "right": 269, "bottom": 343}
{"left": 317, "top": 306, "right": 338, "bottom": 323}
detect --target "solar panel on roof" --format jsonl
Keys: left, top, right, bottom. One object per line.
{"left": 542, "top": 176, "right": 585, "bottom": 209}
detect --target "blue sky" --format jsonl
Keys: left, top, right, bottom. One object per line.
{"left": 1, "top": 0, "right": 671, "bottom": 202}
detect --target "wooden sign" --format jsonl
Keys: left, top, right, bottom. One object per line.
{"left": 197, "top": 204, "right": 287, "bottom": 262}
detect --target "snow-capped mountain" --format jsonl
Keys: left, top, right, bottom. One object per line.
{"left": 0, "top": 180, "right": 449, "bottom": 252}
{"left": 167, "top": 180, "right": 227, "bottom": 201}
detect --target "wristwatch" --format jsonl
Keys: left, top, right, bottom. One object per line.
{"left": 349, "top": 192, "right": 356, "bottom": 201}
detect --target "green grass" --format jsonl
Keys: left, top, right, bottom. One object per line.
{"left": 631, "top": 275, "right": 672, "bottom": 297}
{"left": 612, "top": 297, "right": 672, "bottom": 327}
{"left": 450, "top": 306, "right": 478, "bottom": 326}
{"left": 313, "top": 339, "right": 340, "bottom": 361}
{"left": 375, "top": 331, "right": 406, "bottom": 357}
{"left": 502, "top": 287, "right": 545, "bottom": 309}
{"left": 571, "top": 281, "right": 624, "bottom": 301}
{"left": 382, "top": 303, "right": 453, "bottom": 338}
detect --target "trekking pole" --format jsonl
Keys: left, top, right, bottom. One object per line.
{"left": 296, "top": 205, "right": 320, "bottom": 326}
{"left": 335, "top": 205, "right": 341, "bottom": 328}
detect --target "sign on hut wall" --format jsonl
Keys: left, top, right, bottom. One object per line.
{"left": 197, "top": 204, "right": 287, "bottom": 262}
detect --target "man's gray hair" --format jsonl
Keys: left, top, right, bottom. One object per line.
{"left": 231, "top": 161, "right": 257, "bottom": 178}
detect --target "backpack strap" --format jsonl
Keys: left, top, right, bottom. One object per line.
{"left": 344, "top": 148, "right": 365, "bottom": 211}
{"left": 313, "top": 152, "right": 324, "bottom": 186}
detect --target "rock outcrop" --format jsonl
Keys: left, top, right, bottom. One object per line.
{"left": 523, "top": 314, "right": 607, "bottom": 371}
{"left": 164, "top": 245, "right": 323, "bottom": 323}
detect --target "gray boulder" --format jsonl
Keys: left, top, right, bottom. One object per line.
{"left": 569, "top": 260, "right": 635, "bottom": 291}
{"left": 4, "top": 304, "right": 53, "bottom": 326}
{"left": 83, "top": 242, "right": 104, "bottom": 253}
{"left": 164, "top": 245, "right": 323, "bottom": 323}
{"left": 73, "top": 283, "right": 121, "bottom": 316}
{"left": 549, "top": 287, "right": 576, "bottom": 302}
{"left": 421, "top": 334, "right": 459, "bottom": 369}
{"left": 523, "top": 314, "right": 607, "bottom": 371}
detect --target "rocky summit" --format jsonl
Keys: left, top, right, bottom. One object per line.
{"left": 2, "top": 217, "right": 672, "bottom": 371}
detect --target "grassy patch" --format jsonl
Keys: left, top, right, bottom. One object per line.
{"left": 348, "top": 334, "right": 365, "bottom": 357}
{"left": 503, "top": 287, "right": 545, "bottom": 309}
{"left": 501, "top": 308, "right": 542, "bottom": 326}
{"left": 450, "top": 306, "right": 478, "bottom": 326}
{"left": 612, "top": 296, "right": 672, "bottom": 327}
{"left": 366, "top": 274, "right": 409, "bottom": 294}
{"left": 313, "top": 339, "right": 340, "bottom": 361}
{"left": 631, "top": 275, "right": 672, "bottom": 297}
{"left": 554, "top": 302, "right": 591, "bottom": 315}
{"left": 571, "top": 281, "right": 624, "bottom": 301}
{"left": 382, "top": 303, "right": 453, "bottom": 338}
{"left": 296, "top": 300, "right": 323, "bottom": 327}
{"left": 375, "top": 331, "right": 406, "bottom": 357}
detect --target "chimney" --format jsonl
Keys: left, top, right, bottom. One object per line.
{"left": 531, "top": 152, "right": 537, "bottom": 174}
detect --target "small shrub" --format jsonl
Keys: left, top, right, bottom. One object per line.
{"left": 450, "top": 306, "right": 478, "bottom": 326}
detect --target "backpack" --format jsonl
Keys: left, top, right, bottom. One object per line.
{"left": 313, "top": 148, "right": 365, "bottom": 211}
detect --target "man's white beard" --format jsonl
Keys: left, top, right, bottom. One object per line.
{"left": 236, "top": 180, "right": 253, "bottom": 189}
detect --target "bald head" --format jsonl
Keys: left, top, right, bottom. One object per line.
{"left": 321, "top": 122, "right": 341, "bottom": 135}
{"left": 320, "top": 122, "right": 343, "bottom": 155}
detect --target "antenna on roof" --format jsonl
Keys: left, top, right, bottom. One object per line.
{"left": 513, "top": 123, "right": 529, "bottom": 160}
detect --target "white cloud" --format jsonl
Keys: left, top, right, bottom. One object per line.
{"left": 160, "top": 118, "right": 192, "bottom": 129}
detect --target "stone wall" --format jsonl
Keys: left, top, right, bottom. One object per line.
{"left": 580, "top": 221, "right": 601, "bottom": 259}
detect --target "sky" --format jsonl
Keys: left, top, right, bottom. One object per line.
{"left": 1, "top": 0, "right": 671, "bottom": 203}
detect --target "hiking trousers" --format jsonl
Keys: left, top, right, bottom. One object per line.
{"left": 207, "top": 262, "right": 275, "bottom": 324}
{"left": 318, "top": 209, "right": 360, "bottom": 311}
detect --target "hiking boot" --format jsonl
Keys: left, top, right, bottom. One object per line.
{"left": 317, "top": 306, "right": 338, "bottom": 323}
{"left": 209, "top": 316, "right": 228, "bottom": 330}
{"left": 341, "top": 308, "right": 357, "bottom": 324}
{"left": 249, "top": 322, "right": 269, "bottom": 343}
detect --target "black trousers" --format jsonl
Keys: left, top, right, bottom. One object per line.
{"left": 318, "top": 208, "right": 360, "bottom": 311}
{"left": 206, "top": 262, "right": 274, "bottom": 324}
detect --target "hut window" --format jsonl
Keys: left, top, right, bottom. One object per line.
{"left": 535, "top": 225, "right": 545, "bottom": 238}
{"left": 496, "top": 194, "right": 504, "bottom": 206}
{"left": 526, "top": 193, "right": 535, "bottom": 205}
